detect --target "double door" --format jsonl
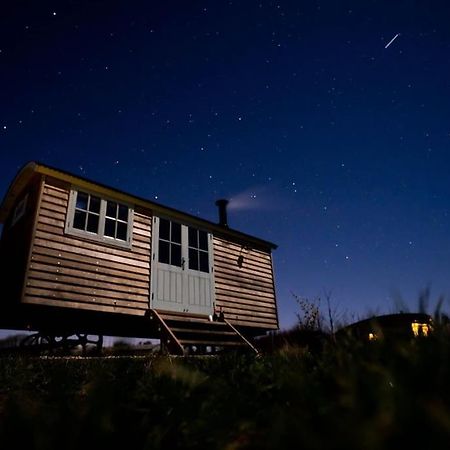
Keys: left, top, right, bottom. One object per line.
{"left": 150, "top": 216, "right": 215, "bottom": 315}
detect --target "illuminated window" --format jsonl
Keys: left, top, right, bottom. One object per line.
{"left": 368, "top": 332, "right": 377, "bottom": 341}
{"left": 411, "top": 322, "right": 430, "bottom": 337}
{"left": 66, "top": 189, "right": 133, "bottom": 247}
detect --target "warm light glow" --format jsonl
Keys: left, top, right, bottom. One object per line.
{"left": 411, "top": 322, "right": 430, "bottom": 337}
{"left": 368, "top": 332, "right": 377, "bottom": 341}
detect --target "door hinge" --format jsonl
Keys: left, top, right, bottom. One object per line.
{"left": 151, "top": 293, "right": 154, "bottom": 300}
{"left": 152, "top": 253, "right": 155, "bottom": 260}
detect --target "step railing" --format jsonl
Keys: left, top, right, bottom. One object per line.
{"left": 150, "top": 309, "right": 259, "bottom": 356}
{"left": 150, "top": 310, "right": 184, "bottom": 355}
{"left": 224, "top": 320, "right": 259, "bottom": 355}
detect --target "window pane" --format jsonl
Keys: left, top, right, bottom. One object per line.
{"left": 199, "top": 230, "right": 208, "bottom": 251}
{"left": 116, "top": 222, "right": 128, "bottom": 241}
{"left": 159, "top": 240, "right": 170, "bottom": 264}
{"left": 89, "top": 196, "right": 101, "bottom": 214}
{"left": 199, "top": 251, "right": 209, "bottom": 273}
{"left": 86, "top": 214, "right": 99, "bottom": 233}
{"left": 171, "top": 222, "right": 181, "bottom": 244}
{"left": 118, "top": 204, "right": 128, "bottom": 221}
{"left": 188, "top": 227, "right": 198, "bottom": 248}
{"left": 159, "top": 218, "right": 170, "bottom": 241}
{"left": 171, "top": 243, "right": 182, "bottom": 267}
{"left": 106, "top": 201, "right": 117, "bottom": 218}
{"left": 189, "top": 248, "right": 199, "bottom": 270}
{"left": 104, "top": 218, "right": 116, "bottom": 237}
{"left": 76, "top": 192, "right": 88, "bottom": 210}
{"left": 73, "top": 210, "right": 87, "bottom": 230}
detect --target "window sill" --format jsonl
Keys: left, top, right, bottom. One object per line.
{"left": 65, "top": 226, "right": 133, "bottom": 250}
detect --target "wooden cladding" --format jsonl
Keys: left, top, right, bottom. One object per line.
{"left": 213, "top": 237, "right": 278, "bottom": 329}
{"left": 24, "top": 180, "right": 151, "bottom": 315}
{"left": 21, "top": 177, "right": 278, "bottom": 331}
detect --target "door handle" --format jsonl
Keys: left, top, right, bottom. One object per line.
{"left": 181, "top": 257, "right": 185, "bottom": 270}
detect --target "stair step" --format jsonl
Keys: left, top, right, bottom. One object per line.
{"left": 157, "top": 309, "right": 209, "bottom": 319}
{"left": 179, "top": 339, "right": 246, "bottom": 347}
{"left": 179, "top": 337, "right": 242, "bottom": 344}
{"left": 164, "top": 319, "right": 229, "bottom": 328}
{"left": 157, "top": 310, "right": 210, "bottom": 320}
{"left": 171, "top": 327, "right": 236, "bottom": 336}
{"left": 166, "top": 322, "right": 234, "bottom": 333}
{"left": 161, "top": 316, "right": 227, "bottom": 326}
{"left": 151, "top": 309, "right": 258, "bottom": 355}
{"left": 156, "top": 310, "right": 230, "bottom": 325}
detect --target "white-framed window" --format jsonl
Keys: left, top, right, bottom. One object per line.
{"left": 156, "top": 217, "right": 211, "bottom": 274}
{"left": 187, "top": 226, "right": 210, "bottom": 273}
{"left": 157, "top": 218, "right": 182, "bottom": 267}
{"left": 65, "top": 188, "right": 133, "bottom": 248}
{"left": 11, "top": 194, "right": 28, "bottom": 227}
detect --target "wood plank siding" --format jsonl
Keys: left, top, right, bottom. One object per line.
{"left": 18, "top": 175, "right": 277, "bottom": 331}
{"left": 23, "top": 178, "right": 152, "bottom": 315}
{"left": 213, "top": 236, "right": 278, "bottom": 329}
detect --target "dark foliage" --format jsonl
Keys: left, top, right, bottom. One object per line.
{"left": 1, "top": 333, "right": 450, "bottom": 449}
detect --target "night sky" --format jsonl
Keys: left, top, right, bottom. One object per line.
{"left": 1, "top": 1, "right": 450, "bottom": 330}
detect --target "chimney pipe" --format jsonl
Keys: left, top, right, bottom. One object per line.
{"left": 215, "top": 199, "right": 229, "bottom": 227}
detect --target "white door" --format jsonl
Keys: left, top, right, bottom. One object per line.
{"left": 151, "top": 216, "right": 215, "bottom": 315}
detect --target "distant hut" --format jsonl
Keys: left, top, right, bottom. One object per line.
{"left": 336, "top": 313, "right": 433, "bottom": 342}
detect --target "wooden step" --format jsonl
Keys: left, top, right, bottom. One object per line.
{"left": 171, "top": 327, "right": 236, "bottom": 336}
{"left": 156, "top": 310, "right": 211, "bottom": 321}
{"left": 179, "top": 339, "right": 246, "bottom": 347}
{"left": 157, "top": 309, "right": 209, "bottom": 319}
{"left": 160, "top": 318, "right": 230, "bottom": 332}
{"left": 150, "top": 308, "right": 258, "bottom": 355}
{"left": 165, "top": 322, "right": 229, "bottom": 333}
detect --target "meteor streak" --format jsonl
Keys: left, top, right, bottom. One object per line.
{"left": 385, "top": 33, "right": 400, "bottom": 49}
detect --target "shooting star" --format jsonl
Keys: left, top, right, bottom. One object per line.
{"left": 385, "top": 33, "right": 400, "bottom": 49}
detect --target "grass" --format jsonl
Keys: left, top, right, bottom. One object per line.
{"left": 1, "top": 332, "right": 450, "bottom": 449}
